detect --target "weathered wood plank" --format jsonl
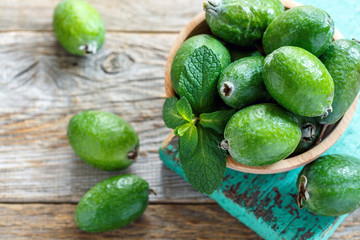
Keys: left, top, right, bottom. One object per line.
{"left": 0, "top": 203, "right": 260, "bottom": 239}
{"left": 0, "top": 0, "right": 202, "bottom": 32}
{"left": 0, "top": 203, "right": 357, "bottom": 239}
{"left": 1, "top": 0, "right": 360, "bottom": 39}
{"left": 331, "top": 210, "right": 360, "bottom": 239}
{"left": 0, "top": 32, "right": 209, "bottom": 203}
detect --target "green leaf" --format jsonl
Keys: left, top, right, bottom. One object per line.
{"left": 179, "top": 126, "right": 227, "bottom": 194}
{"left": 179, "top": 46, "right": 223, "bottom": 114}
{"left": 177, "top": 97, "right": 195, "bottom": 123}
{"left": 199, "top": 109, "right": 237, "bottom": 134}
{"left": 174, "top": 123, "right": 192, "bottom": 136}
{"left": 179, "top": 124, "right": 198, "bottom": 157}
{"left": 162, "top": 97, "right": 188, "bottom": 129}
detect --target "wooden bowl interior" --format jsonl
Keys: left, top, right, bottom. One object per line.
{"left": 164, "top": 0, "right": 358, "bottom": 174}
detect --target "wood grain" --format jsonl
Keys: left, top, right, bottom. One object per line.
{"left": 332, "top": 209, "right": 360, "bottom": 239}
{"left": 0, "top": 203, "right": 357, "bottom": 239}
{"left": 0, "top": 32, "right": 209, "bottom": 203}
{"left": 0, "top": 0, "right": 358, "bottom": 238}
{"left": 0, "top": 203, "right": 260, "bottom": 240}
{"left": 0, "top": 0, "right": 202, "bottom": 32}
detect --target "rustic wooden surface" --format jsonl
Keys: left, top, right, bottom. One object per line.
{"left": 0, "top": 0, "right": 359, "bottom": 239}
{"left": 0, "top": 203, "right": 260, "bottom": 239}
{"left": 0, "top": 203, "right": 358, "bottom": 239}
{"left": 0, "top": 31, "right": 211, "bottom": 203}
{"left": 0, "top": 0, "right": 202, "bottom": 32}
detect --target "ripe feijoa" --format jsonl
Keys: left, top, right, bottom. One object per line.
{"left": 297, "top": 155, "right": 360, "bottom": 216}
{"left": 53, "top": 0, "right": 105, "bottom": 56}
{"left": 204, "top": 0, "right": 284, "bottom": 46}
{"left": 170, "top": 34, "right": 231, "bottom": 95}
{"left": 293, "top": 115, "right": 321, "bottom": 155}
{"left": 263, "top": 5, "right": 334, "bottom": 57}
{"left": 222, "top": 103, "right": 301, "bottom": 166}
{"left": 75, "top": 175, "right": 149, "bottom": 232}
{"left": 263, "top": 46, "right": 334, "bottom": 117}
{"left": 318, "top": 39, "right": 360, "bottom": 124}
{"left": 67, "top": 111, "right": 139, "bottom": 171}
{"left": 218, "top": 56, "right": 270, "bottom": 109}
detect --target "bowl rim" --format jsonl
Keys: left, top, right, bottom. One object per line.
{"left": 163, "top": 0, "right": 359, "bottom": 174}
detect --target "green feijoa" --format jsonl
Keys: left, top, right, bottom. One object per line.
{"left": 297, "top": 155, "right": 360, "bottom": 216}
{"left": 318, "top": 39, "right": 360, "bottom": 124}
{"left": 292, "top": 115, "right": 321, "bottom": 155}
{"left": 204, "top": 0, "right": 284, "bottom": 46}
{"left": 75, "top": 175, "right": 149, "bottom": 232}
{"left": 67, "top": 111, "right": 139, "bottom": 171}
{"left": 53, "top": 0, "right": 105, "bottom": 56}
{"left": 263, "top": 46, "right": 334, "bottom": 117}
{"left": 217, "top": 56, "right": 270, "bottom": 109}
{"left": 227, "top": 45, "right": 263, "bottom": 62}
{"left": 263, "top": 5, "right": 334, "bottom": 57}
{"left": 171, "top": 34, "right": 231, "bottom": 95}
{"left": 222, "top": 103, "right": 301, "bottom": 166}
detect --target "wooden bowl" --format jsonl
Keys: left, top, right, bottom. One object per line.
{"left": 164, "top": 0, "right": 359, "bottom": 174}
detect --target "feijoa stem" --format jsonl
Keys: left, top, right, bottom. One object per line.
{"left": 353, "top": 38, "right": 360, "bottom": 44}
{"left": 301, "top": 123, "right": 316, "bottom": 143}
{"left": 220, "top": 82, "right": 233, "bottom": 97}
{"left": 297, "top": 175, "right": 308, "bottom": 209}
{"left": 219, "top": 140, "right": 229, "bottom": 151}
{"left": 149, "top": 189, "right": 157, "bottom": 195}
{"left": 320, "top": 105, "right": 333, "bottom": 118}
{"left": 203, "top": 0, "right": 219, "bottom": 14}
{"left": 127, "top": 144, "right": 139, "bottom": 161}
{"left": 79, "top": 42, "right": 98, "bottom": 54}
{"left": 316, "top": 124, "right": 329, "bottom": 145}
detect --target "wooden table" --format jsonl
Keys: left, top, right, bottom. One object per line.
{"left": 0, "top": 0, "right": 358, "bottom": 239}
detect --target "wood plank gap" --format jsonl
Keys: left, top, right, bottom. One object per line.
{"left": 149, "top": 201, "right": 216, "bottom": 205}
{"left": 0, "top": 29, "right": 180, "bottom": 34}
{"left": 0, "top": 202, "right": 217, "bottom": 206}
{"left": 0, "top": 200, "right": 216, "bottom": 205}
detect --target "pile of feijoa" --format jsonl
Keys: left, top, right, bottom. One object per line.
{"left": 52, "top": 0, "right": 151, "bottom": 233}
{"left": 163, "top": 0, "right": 360, "bottom": 216}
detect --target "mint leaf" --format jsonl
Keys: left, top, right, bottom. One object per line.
{"left": 177, "top": 97, "right": 195, "bottom": 123}
{"left": 199, "top": 109, "right": 236, "bottom": 134}
{"left": 179, "top": 124, "right": 198, "bottom": 157}
{"left": 162, "top": 97, "right": 188, "bottom": 129}
{"left": 174, "top": 123, "right": 192, "bottom": 136}
{"left": 179, "top": 126, "right": 227, "bottom": 194}
{"left": 179, "top": 46, "right": 223, "bottom": 114}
